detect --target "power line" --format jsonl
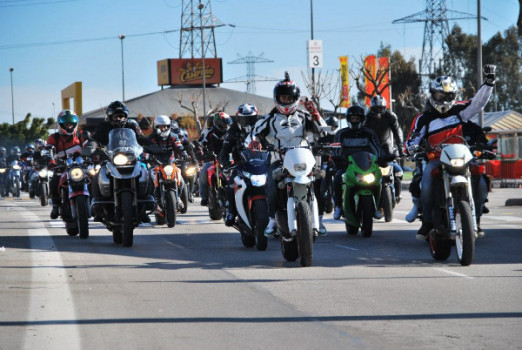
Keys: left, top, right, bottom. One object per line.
{"left": 0, "top": 0, "right": 81, "bottom": 8}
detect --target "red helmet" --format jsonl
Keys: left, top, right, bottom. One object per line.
{"left": 248, "top": 140, "right": 262, "bottom": 151}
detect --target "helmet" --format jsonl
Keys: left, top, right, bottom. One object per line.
{"left": 34, "top": 139, "right": 45, "bottom": 150}
{"left": 325, "top": 116, "right": 339, "bottom": 131}
{"left": 213, "top": 112, "right": 233, "bottom": 132}
{"left": 236, "top": 104, "right": 259, "bottom": 129}
{"left": 0, "top": 146, "right": 6, "bottom": 156}
{"left": 179, "top": 128, "right": 188, "bottom": 142}
{"left": 273, "top": 72, "right": 300, "bottom": 115}
{"left": 105, "top": 101, "right": 129, "bottom": 127}
{"left": 154, "top": 115, "right": 172, "bottom": 138}
{"left": 345, "top": 105, "right": 366, "bottom": 129}
{"left": 11, "top": 146, "right": 21, "bottom": 155}
{"left": 25, "top": 143, "right": 35, "bottom": 153}
{"left": 170, "top": 119, "right": 181, "bottom": 135}
{"left": 370, "top": 95, "right": 387, "bottom": 115}
{"left": 57, "top": 109, "right": 79, "bottom": 135}
{"left": 429, "top": 76, "right": 458, "bottom": 114}
{"left": 248, "top": 140, "right": 262, "bottom": 151}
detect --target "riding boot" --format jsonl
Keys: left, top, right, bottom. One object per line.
{"left": 406, "top": 197, "right": 421, "bottom": 223}
{"left": 50, "top": 198, "right": 60, "bottom": 219}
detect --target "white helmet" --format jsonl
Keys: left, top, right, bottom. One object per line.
{"left": 429, "top": 76, "right": 458, "bottom": 114}
{"left": 154, "top": 115, "right": 172, "bottom": 138}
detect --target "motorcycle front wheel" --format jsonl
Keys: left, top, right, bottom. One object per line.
{"left": 360, "top": 195, "right": 375, "bottom": 237}
{"left": 381, "top": 186, "right": 394, "bottom": 222}
{"left": 455, "top": 200, "right": 475, "bottom": 266}
{"left": 253, "top": 200, "right": 268, "bottom": 251}
{"left": 166, "top": 190, "right": 177, "bottom": 228}
{"left": 296, "top": 201, "right": 313, "bottom": 267}
{"left": 39, "top": 182, "right": 48, "bottom": 206}
{"left": 121, "top": 191, "right": 134, "bottom": 247}
{"left": 75, "top": 196, "right": 90, "bottom": 239}
{"left": 208, "top": 188, "right": 223, "bottom": 220}
{"left": 179, "top": 185, "right": 189, "bottom": 214}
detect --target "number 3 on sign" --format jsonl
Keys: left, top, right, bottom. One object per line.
{"left": 307, "top": 40, "right": 323, "bottom": 68}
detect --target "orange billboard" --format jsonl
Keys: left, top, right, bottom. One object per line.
{"left": 157, "top": 58, "right": 223, "bottom": 86}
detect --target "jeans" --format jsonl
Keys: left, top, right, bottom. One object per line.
{"left": 392, "top": 161, "right": 403, "bottom": 198}
{"left": 266, "top": 161, "right": 282, "bottom": 218}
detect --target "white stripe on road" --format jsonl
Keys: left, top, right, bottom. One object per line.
{"left": 20, "top": 206, "right": 81, "bottom": 350}
{"left": 334, "top": 244, "right": 359, "bottom": 251}
{"left": 434, "top": 268, "right": 474, "bottom": 279}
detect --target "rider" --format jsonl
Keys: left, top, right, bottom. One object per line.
{"left": 0, "top": 147, "right": 7, "bottom": 196}
{"left": 332, "top": 105, "right": 388, "bottom": 224}
{"left": 405, "top": 65, "right": 496, "bottom": 240}
{"left": 171, "top": 120, "right": 196, "bottom": 162}
{"left": 20, "top": 143, "right": 36, "bottom": 191}
{"left": 197, "top": 112, "right": 233, "bottom": 206}
{"left": 46, "top": 110, "right": 85, "bottom": 219}
{"left": 365, "top": 95, "right": 404, "bottom": 202}
{"left": 147, "top": 115, "right": 189, "bottom": 214}
{"left": 219, "top": 104, "right": 260, "bottom": 226}
{"left": 252, "top": 73, "right": 327, "bottom": 237}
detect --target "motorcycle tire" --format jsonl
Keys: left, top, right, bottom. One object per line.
{"left": 360, "top": 195, "right": 374, "bottom": 238}
{"left": 382, "top": 186, "right": 394, "bottom": 223}
{"left": 14, "top": 180, "right": 20, "bottom": 198}
{"left": 345, "top": 222, "right": 359, "bottom": 235}
{"left": 179, "top": 185, "right": 189, "bottom": 214}
{"left": 240, "top": 230, "right": 255, "bottom": 248}
{"left": 155, "top": 212, "right": 166, "bottom": 225}
{"left": 455, "top": 200, "right": 475, "bottom": 266}
{"left": 208, "top": 189, "right": 223, "bottom": 220}
{"left": 253, "top": 200, "right": 268, "bottom": 251}
{"left": 76, "top": 196, "right": 90, "bottom": 239}
{"left": 324, "top": 195, "right": 333, "bottom": 214}
{"left": 113, "top": 228, "right": 123, "bottom": 244}
{"left": 121, "top": 191, "right": 134, "bottom": 247}
{"left": 39, "top": 182, "right": 48, "bottom": 206}
{"left": 296, "top": 201, "right": 313, "bottom": 267}
{"left": 166, "top": 190, "right": 177, "bottom": 228}
{"left": 66, "top": 222, "right": 79, "bottom": 236}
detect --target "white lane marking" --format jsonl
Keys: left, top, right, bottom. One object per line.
{"left": 49, "top": 221, "right": 65, "bottom": 228}
{"left": 16, "top": 205, "right": 82, "bottom": 350}
{"left": 481, "top": 215, "right": 522, "bottom": 222}
{"left": 434, "top": 268, "right": 475, "bottom": 279}
{"left": 334, "top": 244, "right": 359, "bottom": 251}
{"left": 164, "top": 240, "right": 187, "bottom": 250}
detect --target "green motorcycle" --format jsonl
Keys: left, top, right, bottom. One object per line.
{"left": 342, "top": 151, "right": 383, "bottom": 237}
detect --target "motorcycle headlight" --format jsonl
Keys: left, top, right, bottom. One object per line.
{"left": 12, "top": 165, "right": 21, "bottom": 170}
{"left": 87, "top": 168, "right": 99, "bottom": 177}
{"left": 38, "top": 169, "right": 48, "bottom": 177}
{"left": 294, "top": 163, "right": 307, "bottom": 172}
{"left": 0, "top": 168, "right": 5, "bottom": 174}
{"left": 184, "top": 165, "right": 196, "bottom": 176}
{"left": 449, "top": 158, "right": 465, "bottom": 167}
{"left": 164, "top": 165, "right": 174, "bottom": 178}
{"left": 356, "top": 173, "right": 376, "bottom": 184}
{"left": 250, "top": 174, "right": 267, "bottom": 187}
{"left": 113, "top": 154, "right": 129, "bottom": 166}
{"left": 70, "top": 167, "right": 84, "bottom": 181}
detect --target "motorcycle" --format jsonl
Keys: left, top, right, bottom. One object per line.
{"left": 342, "top": 151, "right": 384, "bottom": 237}
{"left": 150, "top": 158, "right": 184, "bottom": 227}
{"left": 30, "top": 148, "right": 54, "bottom": 206}
{"left": 319, "top": 155, "right": 335, "bottom": 214}
{"left": 274, "top": 146, "right": 319, "bottom": 267}
{"left": 207, "top": 155, "right": 227, "bottom": 221}
{"left": 0, "top": 166, "right": 7, "bottom": 197}
{"left": 180, "top": 160, "right": 198, "bottom": 204}
{"left": 423, "top": 134, "right": 496, "bottom": 266}
{"left": 7, "top": 160, "right": 22, "bottom": 198}
{"left": 58, "top": 154, "right": 91, "bottom": 238}
{"left": 91, "top": 128, "right": 155, "bottom": 247}
{"left": 228, "top": 147, "right": 270, "bottom": 251}
{"left": 22, "top": 156, "right": 35, "bottom": 196}
{"left": 378, "top": 161, "right": 400, "bottom": 222}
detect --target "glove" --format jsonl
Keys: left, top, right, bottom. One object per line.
{"left": 47, "top": 159, "right": 57, "bottom": 170}
{"left": 303, "top": 98, "right": 321, "bottom": 121}
{"left": 483, "top": 64, "right": 496, "bottom": 86}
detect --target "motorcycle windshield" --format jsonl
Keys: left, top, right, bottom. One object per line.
{"left": 350, "top": 151, "right": 374, "bottom": 172}
{"left": 239, "top": 149, "right": 269, "bottom": 175}
{"left": 106, "top": 128, "right": 143, "bottom": 158}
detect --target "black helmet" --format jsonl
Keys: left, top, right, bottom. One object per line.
{"left": 236, "top": 104, "right": 259, "bottom": 129}
{"left": 345, "top": 105, "right": 366, "bottom": 129}
{"left": 0, "top": 146, "right": 6, "bottom": 156}
{"left": 34, "top": 139, "right": 45, "bottom": 150}
{"left": 57, "top": 109, "right": 79, "bottom": 135}
{"left": 213, "top": 112, "right": 233, "bottom": 132}
{"left": 11, "top": 146, "right": 21, "bottom": 155}
{"left": 325, "top": 116, "right": 339, "bottom": 131}
{"left": 106, "top": 101, "right": 129, "bottom": 127}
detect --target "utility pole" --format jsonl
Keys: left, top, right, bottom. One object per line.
{"left": 477, "top": 0, "right": 484, "bottom": 127}
{"left": 9, "top": 67, "right": 14, "bottom": 125}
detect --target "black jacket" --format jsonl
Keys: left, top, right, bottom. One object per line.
{"left": 333, "top": 126, "right": 385, "bottom": 169}
{"left": 93, "top": 119, "right": 149, "bottom": 147}
{"left": 218, "top": 124, "right": 250, "bottom": 166}
{"left": 365, "top": 110, "right": 403, "bottom": 156}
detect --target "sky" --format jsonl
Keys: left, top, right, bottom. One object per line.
{"left": 0, "top": 0, "right": 519, "bottom": 125}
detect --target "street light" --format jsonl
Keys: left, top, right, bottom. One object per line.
{"left": 118, "top": 34, "right": 125, "bottom": 102}
{"left": 9, "top": 67, "right": 14, "bottom": 125}
{"left": 198, "top": 2, "right": 207, "bottom": 120}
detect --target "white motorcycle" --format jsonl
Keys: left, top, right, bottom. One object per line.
{"left": 274, "top": 146, "right": 319, "bottom": 267}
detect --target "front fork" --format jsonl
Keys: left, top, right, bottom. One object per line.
{"left": 286, "top": 182, "right": 319, "bottom": 234}
{"left": 442, "top": 171, "right": 478, "bottom": 236}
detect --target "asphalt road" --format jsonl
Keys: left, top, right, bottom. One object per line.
{"left": 0, "top": 188, "right": 521, "bottom": 350}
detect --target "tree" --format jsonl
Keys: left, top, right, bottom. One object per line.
{"left": 0, "top": 113, "right": 55, "bottom": 149}
{"left": 174, "top": 91, "right": 228, "bottom": 136}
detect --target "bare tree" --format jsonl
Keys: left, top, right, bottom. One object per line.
{"left": 174, "top": 92, "right": 229, "bottom": 136}
{"left": 351, "top": 55, "right": 391, "bottom": 102}
{"left": 301, "top": 68, "right": 336, "bottom": 111}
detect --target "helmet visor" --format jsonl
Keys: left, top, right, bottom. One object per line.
{"left": 433, "top": 90, "right": 456, "bottom": 102}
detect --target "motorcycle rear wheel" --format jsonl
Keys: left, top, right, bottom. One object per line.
{"left": 296, "top": 201, "right": 313, "bottom": 267}
{"left": 254, "top": 200, "right": 268, "bottom": 251}
{"left": 382, "top": 186, "right": 393, "bottom": 222}
{"left": 121, "top": 191, "right": 134, "bottom": 247}
{"left": 455, "top": 200, "right": 475, "bottom": 266}
{"left": 208, "top": 189, "right": 224, "bottom": 220}
{"left": 179, "top": 185, "right": 189, "bottom": 214}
